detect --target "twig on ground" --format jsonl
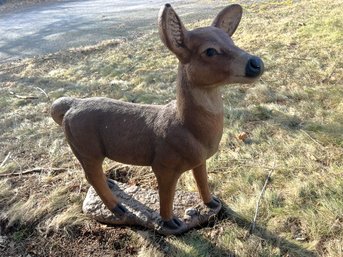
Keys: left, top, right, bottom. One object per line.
{"left": 0, "top": 167, "right": 67, "bottom": 178}
{"left": 283, "top": 57, "right": 311, "bottom": 61}
{"left": 321, "top": 64, "right": 336, "bottom": 83}
{"left": 9, "top": 91, "right": 39, "bottom": 100}
{"left": 0, "top": 152, "right": 12, "bottom": 168}
{"left": 300, "top": 129, "right": 325, "bottom": 149}
{"left": 209, "top": 164, "right": 273, "bottom": 174}
{"left": 0, "top": 63, "right": 27, "bottom": 72}
{"left": 248, "top": 160, "right": 276, "bottom": 235}
{"left": 32, "top": 86, "right": 50, "bottom": 101}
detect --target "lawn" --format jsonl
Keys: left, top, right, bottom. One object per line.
{"left": 0, "top": 0, "right": 342, "bottom": 256}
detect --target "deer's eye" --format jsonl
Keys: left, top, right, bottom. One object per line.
{"left": 205, "top": 48, "right": 218, "bottom": 57}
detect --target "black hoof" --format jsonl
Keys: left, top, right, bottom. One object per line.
{"left": 205, "top": 197, "right": 221, "bottom": 209}
{"left": 111, "top": 203, "right": 127, "bottom": 216}
{"left": 162, "top": 217, "right": 184, "bottom": 230}
{"left": 160, "top": 217, "right": 187, "bottom": 235}
{"left": 107, "top": 179, "right": 115, "bottom": 189}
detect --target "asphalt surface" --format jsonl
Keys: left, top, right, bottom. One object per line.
{"left": 0, "top": 0, "right": 225, "bottom": 63}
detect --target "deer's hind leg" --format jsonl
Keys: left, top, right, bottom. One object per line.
{"left": 79, "top": 158, "right": 127, "bottom": 215}
{"left": 81, "top": 159, "right": 116, "bottom": 207}
{"left": 70, "top": 147, "right": 127, "bottom": 216}
{"left": 63, "top": 121, "right": 126, "bottom": 215}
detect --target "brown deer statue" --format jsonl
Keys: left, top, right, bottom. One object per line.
{"left": 51, "top": 3, "right": 264, "bottom": 235}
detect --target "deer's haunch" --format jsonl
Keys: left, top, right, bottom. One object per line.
{"left": 51, "top": 3, "right": 264, "bottom": 235}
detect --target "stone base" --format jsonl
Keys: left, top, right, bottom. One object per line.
{"left": 82, "top": 179, "right": 222, "bottom": 235}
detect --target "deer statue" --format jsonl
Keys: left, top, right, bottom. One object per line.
{"left": 51, "top": 3, "right": 264, "bottom": 235}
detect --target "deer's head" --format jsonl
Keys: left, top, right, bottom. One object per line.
{"left": 158, "top": 4, "right": 264, "bottom": 87}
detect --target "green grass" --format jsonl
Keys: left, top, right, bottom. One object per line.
{"left": 0, "top": 0, "right": 342, "bottom": 256}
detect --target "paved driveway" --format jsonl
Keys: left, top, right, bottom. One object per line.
{"left": 0, "top": 0, "right": 223, "bottom": 63}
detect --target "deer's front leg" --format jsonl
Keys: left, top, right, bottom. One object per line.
{"left": 153, "top": 167, "right": 186, "bottom": 233}
{"left": 192, "top": 162, "right": 221, "bottom": 209}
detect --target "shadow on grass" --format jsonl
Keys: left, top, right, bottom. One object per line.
{"left": 220, "top": 204, "right": 318, "bottom": 257}
{"left": 138, "top": 229, "right": 237, "bottom": 257}
{"left": 138, "top": 203, "right": 318, "bottom": 257}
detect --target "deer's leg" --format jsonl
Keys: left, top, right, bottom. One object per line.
{"left": 156, "top": 170, "right": 179, "bottom": 220}
{"left": 192, "top": 162, "right": 221, "bottom": 209}
{"left": 81, "top": 159, "right": 127, "bottom": 216}
{"left": 63, "top": 122, "right": 125, "bottom": 215}
{"left": 153, "top": 167, "right": 185, "bottom": 231}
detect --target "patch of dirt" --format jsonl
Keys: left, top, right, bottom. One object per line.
{"left": 315, "top": 215, "right": 343, "bottom": 255}
{"left": 0, "top": 164, "right": 140, "bottom": 256}
{"left": 106, "top": 163, "right": 158, "bottom": 190}
{"left": 283, "top": 217, "right": 308, "bottom": 242}
{"left": 0, "top": 222, "right": 139, "bottom": 257}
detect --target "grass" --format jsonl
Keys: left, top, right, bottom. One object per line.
{"left": 0, "top": 0, "right": 342, "bottom": 256}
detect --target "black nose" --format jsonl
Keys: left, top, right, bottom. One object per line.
{"left": 245, "top": 57, "right": 264, "bottom": 78}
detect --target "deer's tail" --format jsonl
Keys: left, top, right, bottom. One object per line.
{"left": 51, "top": 97, "right": 77, "bottom": 126}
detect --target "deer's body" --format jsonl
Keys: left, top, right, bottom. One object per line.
{"left": 55, "top": 68, "right": 223, "bottom": 170}
{"left": 51, "top": 4, "right": 264, "bottom": 235}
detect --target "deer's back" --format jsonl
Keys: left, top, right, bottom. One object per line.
{"left": 63, "top": 97, "right": 164, "bottom": 165}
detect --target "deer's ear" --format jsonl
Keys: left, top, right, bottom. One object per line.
{"left": 212, "top": 4, "right": 242, "bottom": 37}
{"left": 158, "top": 4, "right": 190, "bottom": 63}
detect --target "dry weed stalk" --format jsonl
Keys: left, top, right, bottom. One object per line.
{"left": 0, "top": 167, "right": 66, "bottom": 178}
{"left": 249, "top": 160, "right": 276, "bottom": 234}
{"left": 0, "top": 152, "right": 12, "bottom": 168}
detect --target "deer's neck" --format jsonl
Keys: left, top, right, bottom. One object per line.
{"left": 176, "top": 64, "right": 224, "bottom": 153}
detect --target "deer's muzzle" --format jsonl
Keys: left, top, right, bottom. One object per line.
{"left": 245, "top": 56, "right": 264, "bottom": 78}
